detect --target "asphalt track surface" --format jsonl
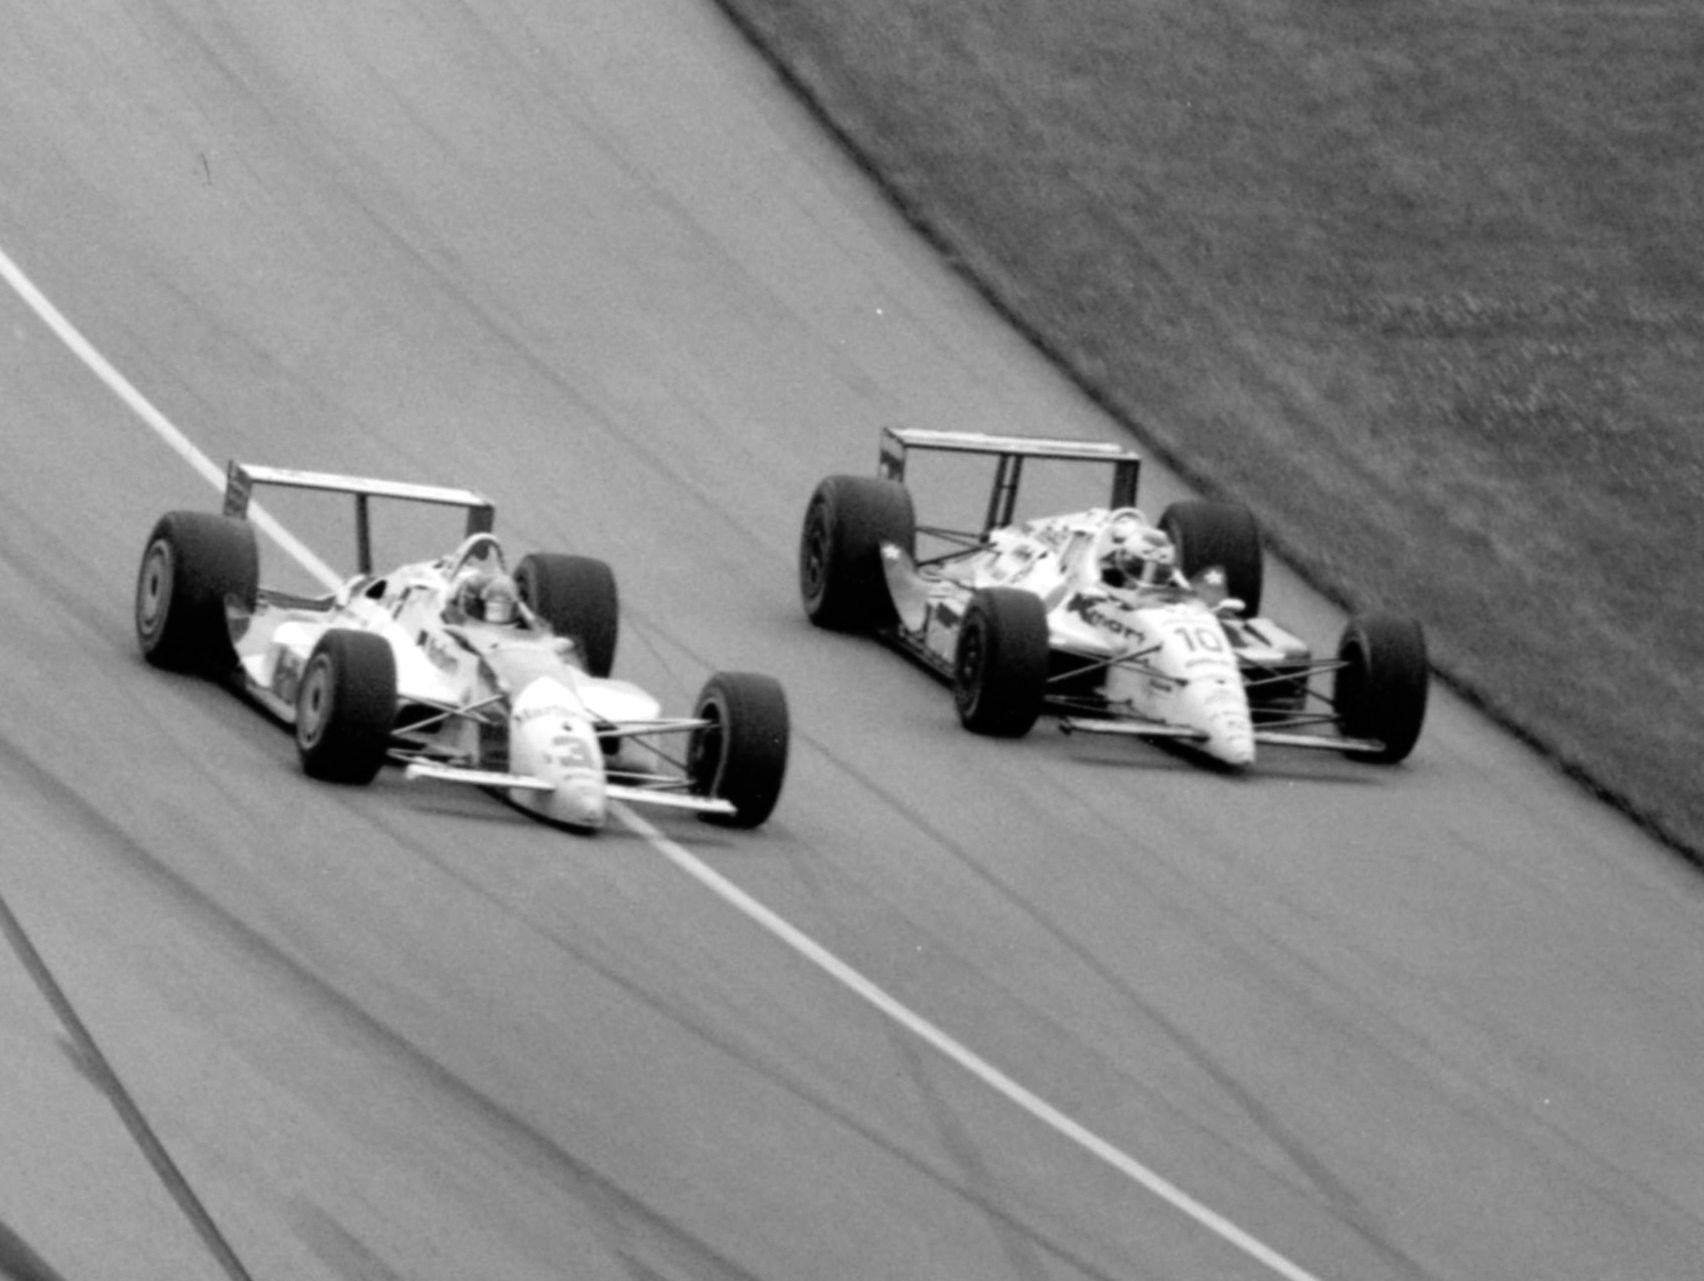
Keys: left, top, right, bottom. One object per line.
{"left": 1, "top": 5, "right": 1702, "bottom": 1280}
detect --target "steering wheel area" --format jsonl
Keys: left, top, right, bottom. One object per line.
{"left": 1085, "top": 507, "right": 1145, "bottom": 572}
{"left": 444, "top": 532, "right": 509, "bottom": 581}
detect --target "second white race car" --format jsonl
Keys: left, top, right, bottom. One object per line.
{"left": 799, "top": 428, "right": 1427, "bottom": 768}
{"left": 137, "top": 463, "right": 789, "bottom": 831}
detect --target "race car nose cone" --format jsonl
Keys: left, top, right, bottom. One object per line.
{"left": 543, "top": 775, "right": 607, "bottom": 831}
{"left": 1198, "top": 683, "right": 1255, "bottom": 767}
{"left": 509, "top": 678, "right": 608, "bottom": 831}
{"left": 1210, "top": 725, "right": 1256, "bottom": 768}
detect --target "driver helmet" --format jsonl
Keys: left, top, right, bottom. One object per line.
{"left": 457, "top": 571, "right": 521, "bottom": 624}
{"left": 1102, "top": 514, "right": 1175, "bottom": 587}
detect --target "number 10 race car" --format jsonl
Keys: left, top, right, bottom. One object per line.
{"left": 799, "top": 429, "right": 1428, "bottom": 768}
{"left": 136, "top": 463, "right": 789, "bottom": 831}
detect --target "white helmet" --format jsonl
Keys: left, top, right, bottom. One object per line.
{"left": 1103, "top": 514, "right": 1174, "bottom": 586}
{"left": 458, "top": 571, "right": 520, "bottom": 624}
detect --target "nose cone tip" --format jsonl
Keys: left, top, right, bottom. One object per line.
{"left": 1188, "top": 678, "right": 1254, "bottom": 769}
{"left": 551, "top": 776, "right": 607, "bottom": 830}
{"left": 1209, "top": 724, "right": 1256, "bottom": 769}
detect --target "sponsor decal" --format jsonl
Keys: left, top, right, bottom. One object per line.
{"left": 515, "top": 701, "right": 575, "bottom": 725}
{"left": 547, "top": 735, "right": 596, "bottom": 765}
{"left": 1166, "top": 621, "right": 1229, "bottom": 654}
{"left": 424, "top": 632, "right": 460, "bottom": 674}
{"left": 221, "top": 462, "right": 252, "bottom": 517}
{"left": 272, "top": 650, "right": 303, "bottom": 703}
{"left": 1064, "top": 593, "right": 1144, "bottom": 640}
{"left": 1032, "top": 524, "right": 1075, "bottom": 553}
{"left": 988, "top": 541, "right": 1040, "bottom": 585}
{"left": 924, "top": 600, "right": 963, "bottom": 654}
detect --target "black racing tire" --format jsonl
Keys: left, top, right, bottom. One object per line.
{"left": 514, "top": 552, "right": 619, "bottom": 677}
{"left": 1333, "top": 613, "right": 1429, "bottom": 764}
{"left": 296, "top": 630, "right": 398, "bottom": 784}
{"left": 1160, "top": 500, "right": 1264, "bottom": 617}
{"left": 799, "top": 475, "right": 915, "bottom": 631}
{"left": 689, "top": 672, "right": 790, "bottom": 828}
{"left": 135, "top": 511, "right": 259, "bottom": 675}
{"left": 953, "top": 587, "right": 1050, "bottom": 737}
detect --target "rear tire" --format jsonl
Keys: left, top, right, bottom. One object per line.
{"left": 799, "top": 475, "right": 915, "bottom": 631}
{"left": 1160, "top": 500, "right": 1264, "bottom": 617}
{"left": 953, "top": 587, "right": 1049, "bottom": 737}
{"left": 296, "top": 630, "right": 397, "bottom": 784}
{"left": 514, "top": 552, "right": 619, "bottom": 677}
{"left": 1334, "top": 613, "right": 1429, "bottom": 763}
{"left": 689, "top": 672, "right": 790, "bottom": 828}
{"left": 135, "top": 511, "right": 258, "bottom": 675}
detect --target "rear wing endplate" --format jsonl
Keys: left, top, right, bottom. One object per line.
{"left": 222, "top": 462, "right": 496, "bottom": 574}
{"left": 878, "top": 427, "right": 1140, "bottom": 533}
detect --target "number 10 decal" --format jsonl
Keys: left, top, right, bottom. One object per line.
{"left": 1175, "top": 625, "right": 1226, "bottom": 654}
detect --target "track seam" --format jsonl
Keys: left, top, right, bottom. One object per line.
{"left": 0, "top": 889, "right": 255, "bottom": 1281}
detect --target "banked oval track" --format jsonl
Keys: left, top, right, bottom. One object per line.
{"left": 2, "top": 4, "right": 1702, "bottom": 1280}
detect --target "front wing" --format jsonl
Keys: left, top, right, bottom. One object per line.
{"left": 403, "top": 761, "right": 738, "bottom": 816}
{"left": 1058, "top": 717, "right": 1390, "bottom": 756}
{"left": 402, "top": 716, "right": 740, "bottom": 818}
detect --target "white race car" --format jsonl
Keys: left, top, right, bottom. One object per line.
{"left": 136, "top": 463, "right": 788, "bottom": 830}
{"left": 799, "top": 429, "right": 1427, "bottom": 767}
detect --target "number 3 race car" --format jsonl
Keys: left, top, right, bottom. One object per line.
{"left": 136, "top": 463, "right": 789, "bottom": 831}
{"left": 799, "top": 428, "right": 1428, "bottom": 768}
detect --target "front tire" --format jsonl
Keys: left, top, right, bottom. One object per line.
{"left": 1160, "top": 500, "right": 1264, "bottom": 617}
{"left": 135, "top": 511, "right": 258, "bottom": 675}
{"left": 689, "top": 672, "right": 790, "bottom": 828}
{"left": 296, "top": 630, "right": 398, "bottom": 784}
{"left": 1334, "top": 613, "right": 1429, "bottom": 763}
{"left": 514, "top": 552, "right": 619, "bottom": 677}
{"left": 953, "top": 587, "right": 1049, "bottom": 737}
{"left": 799, "top": 475, "right": 915, "bottom": 631}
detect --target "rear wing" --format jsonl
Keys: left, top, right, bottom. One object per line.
{"left": 878, "top": 427, "right": 1140, "bottom": 534}
{"left": 222, "top": 462, "right": 495, "bottom": 575}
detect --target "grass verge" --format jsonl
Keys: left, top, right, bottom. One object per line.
{"left": 711, "top": 0, "right": 1704, "bottom": 860}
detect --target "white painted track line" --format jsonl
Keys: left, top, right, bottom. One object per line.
{"left": 0, "top": 246, "right": 343, "bottom": 592}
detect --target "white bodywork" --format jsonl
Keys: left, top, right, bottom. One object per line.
{"left": 882, "top": 507, "right": 1320, "bottom": 767}
{"left": 232, "top": 533, "right": 732, "bottom": 828}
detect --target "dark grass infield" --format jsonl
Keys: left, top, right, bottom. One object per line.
{"left": 710, "top": 0, "right": 1704, "bottom": 861}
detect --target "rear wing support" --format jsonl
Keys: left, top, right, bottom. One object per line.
{"left": 878, "top": 427, "right": 1140, "bottom": 533}
{"left": 222, "top": 462, "right": 496, "bottom": 575}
